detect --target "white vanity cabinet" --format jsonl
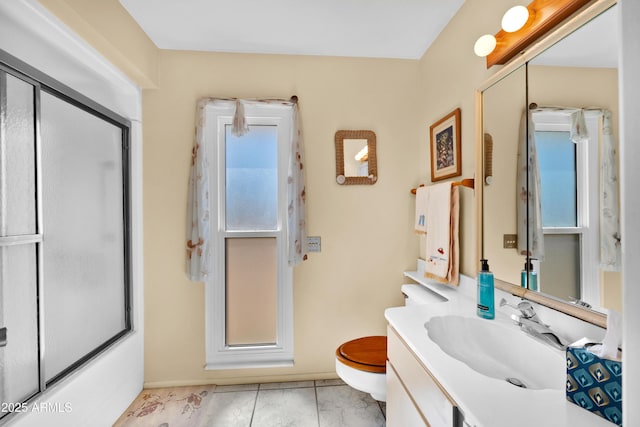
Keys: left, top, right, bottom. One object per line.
{"left": 387, "top": 326, "right": 464, "bottom": 427}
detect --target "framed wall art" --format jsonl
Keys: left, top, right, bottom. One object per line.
{"left": 429, "top": 108, "right": 461, "bottom": 182}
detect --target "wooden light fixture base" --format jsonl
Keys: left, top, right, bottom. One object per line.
{"left": 486, "top": 0, "right": 592, "bottom": 68}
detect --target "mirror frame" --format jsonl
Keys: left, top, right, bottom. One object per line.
{"left": 475, "top": 0, "right": 617, "bottom": 328}
{"left": 335, "top": 130, "right": 378, "bottom": 185}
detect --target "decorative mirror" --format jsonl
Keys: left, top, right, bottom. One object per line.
{"left": 477, "top": 0, "right": 618, "bottom": 327}
{"left": 334, "top": 130, "right": 377, "bottom": 185}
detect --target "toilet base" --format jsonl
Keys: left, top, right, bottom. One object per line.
{"left": 335, "top": 359, "right": 386, "bottom": 402}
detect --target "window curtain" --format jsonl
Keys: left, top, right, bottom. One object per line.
{"left": 186, "top": 99, "right": 212, "bottom": 281}
{"left": 600, "top": 110, "right": 621, "bottom": 271}
{"left": 287, "top": 101, "right": 308, "bottom": 266}
{"left": 186, "top": 97, "right": 307, "bottom": 281}
{"left": 516, "top": 109, "right": 545, "bottom": 261}
{"left": 570, "top": 109, "right": 589, "bottom": 143}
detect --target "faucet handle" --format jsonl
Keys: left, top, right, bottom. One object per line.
{"left": 499, "top": 298, "right": 538, "bottom": 320}
{"left": 515, "top": 301, "right": 537, "bottom": 319}
{"left": 499, "top": 298, "right": 515, "bottom": 309}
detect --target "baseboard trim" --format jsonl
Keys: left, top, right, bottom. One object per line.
{"left": 143, "top": 372, "right": 340, "bottom": 389}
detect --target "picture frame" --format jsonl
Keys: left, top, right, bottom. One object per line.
{"left": 429, "top": 108, "right": 461, "bottom": 182}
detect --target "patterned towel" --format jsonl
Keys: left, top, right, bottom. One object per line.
{"left": 423, "top": 182, "right": 459, "bottom": 286}
{"left": 414, "top": 185, "right": 429, "bottom": 235}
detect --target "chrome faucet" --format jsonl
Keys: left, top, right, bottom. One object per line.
{"left": 499, "top": 298, "right": 568, "bottom": 351}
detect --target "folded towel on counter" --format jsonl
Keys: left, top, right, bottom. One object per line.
{"left": 414, "top": 185, "right": 429, "bottom": 235}
{"left": 424, "top": 182, "right": 459, "bottom": 286}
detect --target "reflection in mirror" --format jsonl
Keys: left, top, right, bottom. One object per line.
{"left": 343, "top": 139, "right": 369, "bottom": 177}
{"left": 334, "top": 130, "right": 377, "bottom": 185}
{"left": 479, "top": 2, "right": 619, "bottom": 324}
{"left": 482, "top": 66, "right": 527, "bottom": 285}
{"left": 527, "top": 4, "right": 620, "bottom": 314}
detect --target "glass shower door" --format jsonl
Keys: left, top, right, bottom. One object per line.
{"left": 0, "top": 71, "right": 41, "bottom": 410}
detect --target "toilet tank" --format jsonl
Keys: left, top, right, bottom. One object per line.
{"left": 401, "top": 284, "right": 447, "bottom": 306}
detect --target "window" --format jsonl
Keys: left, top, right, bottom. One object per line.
{"left": 204, "top": 102, "right": 294, "bottom": 369}
{"left": 533, "top": 111, "right": 599, "bottom": 305}
{"left": 0, "top": 54, "right": 131, "bottom": 418}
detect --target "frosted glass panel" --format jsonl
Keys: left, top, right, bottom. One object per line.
{"left": 40, "top": 92, "right": 126, "bottom": 381}
{"left": 536, "top": 131, "right": 577, "bottom": 227}
{"left": 226, "top": 238, "right": 277, "bottom": 346}
{"left": 225, "top": 125, "right": 278, "bottom": 230}
{"left": 1, "top": 73, "right": 36, "bottom": 236}
{"left": 540, "top": 234, "right": 581, "bottom": 301}
{"left": 0, "top": 245, "right": 40, "bottom": 408}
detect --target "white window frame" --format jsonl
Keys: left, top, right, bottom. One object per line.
{"left": 533, "top": 111, "right": 600, "bottom": 307}
{"left": 204, "top": 102, "right": 294, "bottom": 369}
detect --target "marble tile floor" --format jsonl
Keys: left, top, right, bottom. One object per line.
{"left": 113, "top": 379, "right": 386, "bottom": 427}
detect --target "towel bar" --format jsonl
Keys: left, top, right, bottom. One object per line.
{"left": 410, "top": 178, "right": 474, "bottom": 195}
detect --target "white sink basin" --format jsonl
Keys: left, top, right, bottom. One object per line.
{"left": 425, "top": 315, "right": 565, "bottom": 390}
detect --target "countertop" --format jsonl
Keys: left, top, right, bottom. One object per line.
{"left": 386, "top": 274, "right": 615, "bottom": 427}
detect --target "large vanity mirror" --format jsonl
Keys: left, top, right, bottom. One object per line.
{"left": 478, "top": 0, "right": 619, "bottom": 326}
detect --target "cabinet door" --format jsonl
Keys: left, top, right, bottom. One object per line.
{"left": 388, "top": 326, "right": 460, "bottom": 427}
{"left": 387, "top": 362, "right": 427, "bottom": 427}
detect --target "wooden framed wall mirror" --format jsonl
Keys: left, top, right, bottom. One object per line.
{"left": 335, "top": 130, "right": 378, "bottom": 185}
{"left": 476, "top": 0, "right": 618, "bottom": 327}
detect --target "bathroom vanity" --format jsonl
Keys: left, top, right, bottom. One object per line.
{"left": 385, "top": 273, "right": 615, "bottom": 427}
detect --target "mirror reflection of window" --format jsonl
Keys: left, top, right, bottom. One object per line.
{"left": 533, "top": 112, "right": 600, "bottom": 306}
{"left": 537, "top": 130, "right": 577, "bottom": 227}
{"left": 536, "top": 129, "right": 580, "bottom": 300}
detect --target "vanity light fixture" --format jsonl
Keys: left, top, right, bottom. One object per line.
{"left": 474, "top": 4, "right": 529, "bottom": 57}
{"left": 474, "top": 34, "right": 497, "bottom": 57}
{"left": 501, "top": 5, "right": 530, "bottom": 32}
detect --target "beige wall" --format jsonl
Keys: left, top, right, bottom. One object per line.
{"left": 39, "top": 0, "right": 159, "bottom": 88}
{"left": 142, "top": 51, "right": 420, "bottom": 386}
{"left": 417, "top": 0, "right": 516, "bottom": 276}
{"left": 39, "top": 0, "right": 527, "bottom": 387}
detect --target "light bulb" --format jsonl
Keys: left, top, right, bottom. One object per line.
{"left": 474, "top": 34, "right": 497, "bottom": 57}
{"left": 502, "top": 5, "right": 529, "bottom": 33}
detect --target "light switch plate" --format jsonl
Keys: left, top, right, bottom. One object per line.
{"left": 503, "top": 234, "right": 517, "bottom": 249}
{"left": 307, "top": 236, "right": 321, "bottom": 252}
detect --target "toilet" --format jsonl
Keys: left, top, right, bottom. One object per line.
{"left": 335, "top": 336, "right": 387, "bottom": 401}
{"left": 335, "top": 284, "right": 446, "bottom": 402}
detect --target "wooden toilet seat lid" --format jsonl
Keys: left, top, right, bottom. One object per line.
{"left": 336, "top": 336, "right": 387, "bottom": 373}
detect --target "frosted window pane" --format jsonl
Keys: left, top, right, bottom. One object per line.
{"left": 540, "top": 234, "right": 581, "bottom": 301}
{"left": 40, "top": 92, "right": 126, "bottom": 381}
{"left": 0, "top": 245, "right": 40, "bottom": 407}
{"left": 536, "top": 131, "right": 577, "bottom": 227}
{"left": 226, "top": 238, "right": 277, "bottom": 346}
{"left": 225, "top": 125, "right": 278, "bottom": 230}
{"left": 1, "top": 73, "right": 36, "bottom": 236}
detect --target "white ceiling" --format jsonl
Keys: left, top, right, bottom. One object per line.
{"left": 119, "top": 0, "right": 466, "bottom": 59}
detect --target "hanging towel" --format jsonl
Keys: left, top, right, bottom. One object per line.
{"left": 414, "top": 185, "right": 429, "bottom": 235}
{"left": 424, "top": 182, "right": 459, "bottom": 286}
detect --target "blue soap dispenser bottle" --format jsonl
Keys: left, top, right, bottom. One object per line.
{"left": 477, "top": 259, "right": 495, "bottom": 319}
{"left": 521, "top": 259, "right": 538, "bottom": 291}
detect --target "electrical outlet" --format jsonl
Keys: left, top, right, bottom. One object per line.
{"left": 307, "top": 236, "right": 321, "bottom": 252}
{"left": 503, "top": 234, "right": 517, "bottom": 249}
